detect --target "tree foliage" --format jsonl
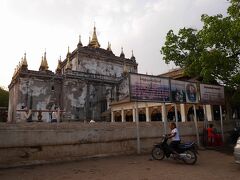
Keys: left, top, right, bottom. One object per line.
{"left": 0, "top": 86, "right": 9, "bottom": 107}
{"left": 161, "top": 0, "right": 240, "bottom": 88}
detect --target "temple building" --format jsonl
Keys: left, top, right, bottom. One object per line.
{"left": 8, "top": 26, "right": 227, "bottom": 125}
{"left": 8, "top": 26, "right": 138, "bottom": 122}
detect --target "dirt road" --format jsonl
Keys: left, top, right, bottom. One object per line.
{"left": 0, "top": 150, "right": 239, "bottom": 180}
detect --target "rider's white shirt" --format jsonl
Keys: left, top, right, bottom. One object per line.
{"left": 171, "top": 128, "right": 180, "bottom": 141}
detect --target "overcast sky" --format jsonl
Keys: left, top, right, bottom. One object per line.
{"left": 0, "top": 0, "right": 229, "bottom": 89}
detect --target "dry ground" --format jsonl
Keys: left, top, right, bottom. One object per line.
{"left": 0, "top": 149, "right": 239, "bottom": 180}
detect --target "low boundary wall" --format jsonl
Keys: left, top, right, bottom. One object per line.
{"left": 0, "top": 122, "right": 203, "bottom": 168}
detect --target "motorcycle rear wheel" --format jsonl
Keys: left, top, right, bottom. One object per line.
{"left": 151, "top": 147, "right": 165, "bottom": 160}
{"left": 182, "top": 150, "right": 197, "bottom": 165}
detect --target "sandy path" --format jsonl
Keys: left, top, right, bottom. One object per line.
{"left": 0, "top": 150, "right": 240, "bottom": 180}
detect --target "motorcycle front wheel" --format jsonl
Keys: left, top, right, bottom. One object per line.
{"left": 182, "top": 150, "right": 197, "bottom": 165}
{"left": 151, "top": 147, "right": 165, "bottom": 160}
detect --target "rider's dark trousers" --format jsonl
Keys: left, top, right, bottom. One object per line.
{"left": 169, "top": 140, "right": 180, "bottom": 153}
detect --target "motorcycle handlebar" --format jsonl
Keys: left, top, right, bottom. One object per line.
{"left": 161, "top": 134, "right": 170, "bottom": 139}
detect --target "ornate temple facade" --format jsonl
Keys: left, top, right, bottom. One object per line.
{"left": 8, "top": 26, "right": 138, "bottom": 122}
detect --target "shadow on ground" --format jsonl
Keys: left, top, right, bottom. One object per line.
{"left": 204, "top": 145, "right": 234, "bottom": 155}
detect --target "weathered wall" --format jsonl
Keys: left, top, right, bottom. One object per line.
{"left": 71, "top": 48, "right": 137, "bottom": 77}
{"left": 0, "top": 122, "right": 201, "bottom": 168}
{"left": 14, "top": 77, "right": 62, "bottom": 122}
{"left": 62, "top": 78, "right": 114, "bottom": 121}
{"left": 9, "top": 74, "right": 117, "bottom": 123}
{"left": 77, "top": 57, "right": 123, "bottom": 77}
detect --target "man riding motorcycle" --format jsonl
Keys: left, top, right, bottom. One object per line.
{"left": 152, "top": 122, "right": 198, "bottom": 165}
{"left": 167, "top": 122, "right": 181, "bottom": 157}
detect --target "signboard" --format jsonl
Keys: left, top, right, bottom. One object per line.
{"left": 200, "top": 84, "right": 224, "bottom": 105}
{"left": 171, "top": 80, "right": 199, "bottom": 103}
{"left": 170, "top": 80, "right": 186, "bottom": 103}
{"left": 129, "top": 73, "right": 170, "bottom": 102}
{"left": 185, "top": 82, "right": 199, "bottom": 103}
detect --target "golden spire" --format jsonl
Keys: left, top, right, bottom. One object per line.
{"left": 89, "top": 25, "right": 100, "bottom": 48}
{"left": 66, "top": 56, "right": 71, "bottom": 70}
{"left": 66, "top": 47, "right": 72, "bottom": 70}
{"left": 57, "top": 60, "right": 61, "bottom": 69}
{"left": 39, "top": 56, "right": 45, "bottom": 71}
{"left": 120, "top": 47, "right": 125, "bottom": 58}
{"left": 43, "top": 50, "right": 49, "bottom": 70}
{"left": 78, "top": 35, "right": 83, "bottom": 47}
{"left": 107, "top": 42, "right": 112, "bottom": 51}
{"left": 22, "top": 52, "right": 28, "bottom": 67}
{"left": 41, "top": 55, "right": 44, "bottom": 63}
{"left": 56, "top": 56, "right": 62, "bottom": 73}
{"left": 66, "top": 46, "right": 71, "bottom": 57}
{"left": 88, "top": 36, "right": 91, "bottom": 45}
{"left": 130, "top": 50, "right": 135, "bottom": 60}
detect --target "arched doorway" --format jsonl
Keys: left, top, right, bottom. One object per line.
{"left": 151, "top": 109, "right": 162, "bottom": 121}
{"left": 167, "top": 106, "right": 181, "bottom": 122}
{"left": 196, "top": 106, "right": 204, "bottom": 121}
{"left": 114, "top": 112, "right": 121, "bottom": 122}
{"left": 187, "top": 106, "right": 194, "bottom": 121}
{"left": 167, "top": 106, "right": 175, "bottom": 121}
{"left": 125, "top": 111, "right": 133, "bottom": 122}
{"left": 139, "top": 110, "right": 146, "bottom": 122}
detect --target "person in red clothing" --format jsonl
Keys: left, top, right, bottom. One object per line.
{"left": 207, "top": 124, "right": 215, "bottom": 146}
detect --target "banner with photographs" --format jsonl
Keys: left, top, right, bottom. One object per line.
{"left": 171, "top": 80, "right": 199, "bottom": 103}
{"left": 185, "top": 82, "right": 199, "bottom": 103}
{"left": 170, "top": 80, "right": 186, "bottom": 103}
{"left": 129, "top": 73, "right": 170, "bottom": 102}
{"left": 200, "top": 84, "right": 224, "bottom": 105}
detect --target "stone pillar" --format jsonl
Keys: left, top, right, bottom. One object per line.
{"left": 162, "top": 103, "right": 167, "bottom": 134}
{"left": 111, "top": 110, "right": 114, "bottom": 122}
{"left": 146, "top": 106, "right": 150, "bottom": 122}
{"left": 206, "top": 105, "right": 213, "bottom": 121}
{"left": 132, "top": 108, "right": 136, "bottom": 122}
{"left": 193, "top": 104, "right": 200, "bottom": 146}
{"left": 180, "top": 104, "right": 186, "bottom": 122}
{"left": 174, "top": 104, "right": 179, "bottom": 127}
{"left": 121, "top": 108, "right": 125, "bottom": 122}
{"left": 203, "top": 105, "right": 208, "bottom": 127}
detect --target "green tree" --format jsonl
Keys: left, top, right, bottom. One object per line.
{"left": 161, "top": 0, "right": 240, "bottom": 88}
{"left": 0, "top": 86, "right": 9, "bottom": 107}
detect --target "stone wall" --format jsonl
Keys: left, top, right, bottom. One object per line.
{"left": 9, "top": 72, "right": 118, "bottom": 123}
{"left": 0, "top": 122, "right": 202, "bottom": 168}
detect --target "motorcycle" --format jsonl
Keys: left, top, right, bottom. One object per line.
{"left": 151, "top": 135, "right": 198, "bottom": 165}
